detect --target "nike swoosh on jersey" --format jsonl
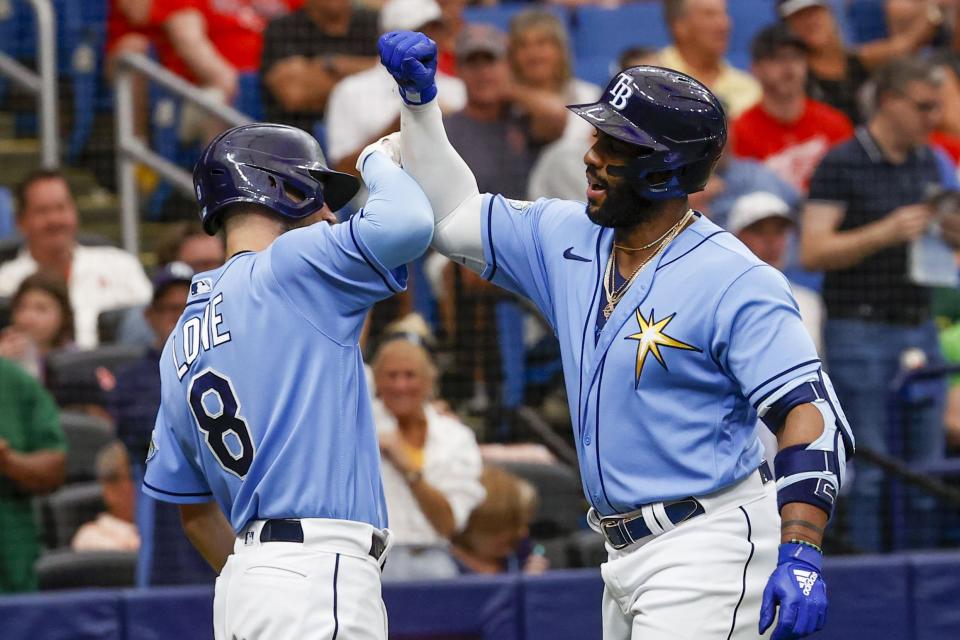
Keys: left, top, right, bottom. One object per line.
{"left": 563, "top": 247, "right": 591, "bottom": 262}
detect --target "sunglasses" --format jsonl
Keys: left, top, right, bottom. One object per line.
{"left": 898, "top": 94, "right": 940, "bottom": 114}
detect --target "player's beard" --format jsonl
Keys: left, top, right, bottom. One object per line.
{"left": 586, "top": 179, "right": 665, "bottom": 229}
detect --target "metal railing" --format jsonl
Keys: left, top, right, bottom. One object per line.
{"left": 0, "top": 0, "right": 58, "bottom": 167}
{"left": 113, "top": 52, "right": 252, "bottom": 254}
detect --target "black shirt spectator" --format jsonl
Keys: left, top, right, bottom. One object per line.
{"left": 261, "top": 4, "right": 379, "bottom": 132}
{"left": 808, "top": 127, "right": 943, "bottom": 322}
{"left": 807, "top": 53, "right": 871, "bottom": 124}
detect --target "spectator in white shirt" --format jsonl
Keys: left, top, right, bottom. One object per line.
{"left": 0, "top": 170, "right": 152, "bottom": 348}
{"left": 324, "top": 0, "right": 466, "bottom": 174}
{"left": 372, "top": 334, "right": 485, "bottom": 582}
{"left": 72, "top": 441, "right": 140, "bottom": 552}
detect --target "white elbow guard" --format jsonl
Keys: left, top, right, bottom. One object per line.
{"left": 432, "top": 193, "right": 486, "bottom": 274}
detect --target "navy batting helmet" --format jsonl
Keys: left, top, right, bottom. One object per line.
{"left": 193, "top": 123, "right": 360, "bottom": 234}
{"left": 568, "top": 66, "right": 727, "bottom": 200}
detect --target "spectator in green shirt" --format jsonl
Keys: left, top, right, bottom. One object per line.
{"left": 0, "top": 357, "right": 66, "bottom": 592}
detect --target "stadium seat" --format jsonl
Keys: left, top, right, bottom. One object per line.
{"left": 0, "top": 296, "right": 10, "bottom": 329}
{"left": 46, "top": 344, "right": 148, "bottom": 408}
{"left": 35, "top": 549, "right": 137, "bottom": 590}
{"left": 574, "top": 55, "right": 618, "bottom": 88}
{"left": 66, "top": 0, "right": 112, "bottom": 161}
{"left": 727, "top": 0, "right": 777, "bottom": 71}
{"left": 38, "top": 481, "right": 105, "bottom": 549}
{"left": 571, "top": 5, "right": 672, "bottom": 64}
{"left": 497, "top": 461, "right": 585, "bottom": 539}
{"left": 565, "top": 528, "right": 606, "bottom": 568}
{"left": 463, "top": 5, "right": 568, "bottom": 34}
{"left": 0, "top": 0, "right": 100, "bottom": 157}
{"left": 59, "top": 412, "right": 114, "bottom": 483}
{"left": 497, "top": 300, "right": 527, "bottom": 411}
{"left": 97, "top": 306, "right": 139, "bottom": 345}
{"left": 0, "top": 186, "right": 14, "bottom": 241}
{"left": 537, "top": 534, "right": 574, "bottom": 569}
{"left": 847, "top": 0, "right": 888, "bottom": 44}
{"left": 236, "top": 72, "right": 265, "bottom": 122}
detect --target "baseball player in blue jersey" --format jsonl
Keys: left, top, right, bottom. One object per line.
{"left": 376, "top": 32, "right": 855, "bottom": 640}
{"left": 142, "top": 123, "right": 434, "bottom": 640}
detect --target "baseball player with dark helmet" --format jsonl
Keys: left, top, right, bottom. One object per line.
{"left": 143, "top": 122, "right": 434, "bottom": 639}
{"left": 376, "top": 32, "right": 854, "bottom": 640}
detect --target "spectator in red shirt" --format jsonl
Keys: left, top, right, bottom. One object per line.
{"left": 734, "top": 24, "right": 853, "bottom": 194}
{"left": 106, "top": 1, "right": 300, "bottom": 138}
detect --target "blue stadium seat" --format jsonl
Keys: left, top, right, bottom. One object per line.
{"left": 462, "top": 4, "right": 568, "bottom": 35}
{"left": 0, "top": 0, "right": 108, "bottom": 160}
{"left": 571, "top": 5, "right": 671, "bottom": 63}
{"left": 0, "top": 187, "right": 14, "bottom": 241}
{"left": 66, "top": 0, "right": 112, "bottom": 162}
{"left": 846, "top": 0, "right": 888, "bottom": 44}
{"left": 727, "top": 0, "right": 777, "bottom": 71}
{"left": 235, "top": 72, "right": 265, "bottom": 122}
{"left": 574, "top": 55, "right": 617, "bottom": 87}
{"left": 144, "top": 70, "right": 264, "bottom": 220}
{"left": 496, "top": 299, "right": 527, "bottom": 411}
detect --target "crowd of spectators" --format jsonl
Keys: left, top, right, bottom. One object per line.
{"left": 3, "top": 0, "right": 960, "bottom": 593}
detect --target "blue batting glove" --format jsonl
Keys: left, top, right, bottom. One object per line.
{"left": 378, "top": 31, "right": 438, "bottom": 105}
{"left": 759, "top": 543, "right": 828, "bottom": 640}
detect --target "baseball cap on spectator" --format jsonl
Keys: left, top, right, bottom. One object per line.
{"left": 152, "top": 261, "right": 194, "bottom": 303}
{"left": 728, "top": 192, "right": 793, "bottom": 235}
{"left": 777, "top": 0, "right": 828, "bottom": 18}
{"left": 380, "top": 0, "right": 443, "bottom": 33}
{"left": 751, "top": 23, "right": 808, "bottom": 62}
{"left": 456, "top": 24, "right": 508, "bottom": 62}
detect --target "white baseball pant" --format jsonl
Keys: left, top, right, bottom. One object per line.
{"left": 597, "top": 469, "right": 779, "bottom": 640}
{"left": 213, "top": 518, "right": 392, "bottom": 640}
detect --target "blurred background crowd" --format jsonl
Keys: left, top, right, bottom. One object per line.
{"left": 2, "top": 0, "right": 960, "bottom": 595}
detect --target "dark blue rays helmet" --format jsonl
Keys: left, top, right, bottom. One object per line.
{"left": 193, "top": 123, "right": 360, "bottom": 234}
{"left": 568, "top": 66, "right": 727, "bottom": 200}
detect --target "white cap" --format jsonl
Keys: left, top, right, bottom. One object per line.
{"left": 777, "top": 0, "right": 828, "bottom": 18}
{"left": 728, "top": 192, "right": 793, "bottom": 235}
{"left": 380, "top": 0, "right": 443, "bottom": 33}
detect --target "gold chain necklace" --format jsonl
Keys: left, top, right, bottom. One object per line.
{"left": 612, "top": 204, "right": 691, "bottom": 253}
{"left": 602, "top": 209, "right": 694, "bottom": 319}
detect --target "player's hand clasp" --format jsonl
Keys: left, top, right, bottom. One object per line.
{"left": 357, "top": 133, "right": 402, "bottom": 175}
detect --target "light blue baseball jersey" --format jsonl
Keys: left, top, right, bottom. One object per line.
{"left": 143, "top": 215, "right": 403, "bottom": 532}
{"left": 480, "top": 195, "right": 820, "bottom": 516}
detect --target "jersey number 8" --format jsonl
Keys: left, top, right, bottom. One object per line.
{"left": 188, "top": 369, "right": 255, "bottom": 478}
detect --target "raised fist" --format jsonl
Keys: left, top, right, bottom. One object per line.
{"left": 378, "top": 31, "right": 438, "bottom": 105}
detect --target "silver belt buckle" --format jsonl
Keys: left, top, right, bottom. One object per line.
{"left": 599, "top": 512, "right": 642, "bottom": 550}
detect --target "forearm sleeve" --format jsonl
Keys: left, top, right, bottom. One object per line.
{"left": 354, "top": 151, "right": 435, "bottom": 269}
{"left": 400, "top": 100, "right": 486, "bottom": 272}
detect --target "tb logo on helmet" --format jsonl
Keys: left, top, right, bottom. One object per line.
{"left": 609, "top": 74, "right": 634, "bottom": 110}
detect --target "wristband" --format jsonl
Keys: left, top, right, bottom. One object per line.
{"left": 787, "top": 538, "right": 822, "bottom": 554}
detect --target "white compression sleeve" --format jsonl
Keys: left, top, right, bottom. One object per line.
{"left": 400, "top": 100, "right": 486, "bottom": 273}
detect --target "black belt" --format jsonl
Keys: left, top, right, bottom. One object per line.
{"left": 829, "top": 303, "right": 930, "bottom": 326}
{"left": 259, "top": 519, "right": 386, "bottom": 560}
{"left": 599, "top": 461, "right": 773, "bottom": 551}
